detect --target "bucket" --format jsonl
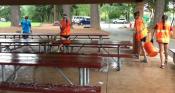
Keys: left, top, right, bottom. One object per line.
{"left": 144, "top": 42, "right": 158, "bottom": 57}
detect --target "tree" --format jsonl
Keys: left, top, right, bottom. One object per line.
{"left": 90, "top": 4, "right": 100, "bottom": 29}
{"left": 54, "top": 5, "right": 58, "bottom": 21}
{"left": 10, "top": 5, "right": 20, "bottom": 26}
{"left": 0, "top": 6, "right": 10, "bottom": 21}
{"left": 135, "top": 1, "right": 144, "bottom": 17}
{"left": 153, "top": 0, "right": 165, "bottom": 26}
{"left": 72, "top": 4, "right": 90, "bottom": 16}
{"left": 62, "top": 5, "right": 72, "bottom": 21}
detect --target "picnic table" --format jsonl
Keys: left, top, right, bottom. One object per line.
{"left": 0, "top": 33, "right": 57, "bottom": 39}
{"left": 0, "top": 39, "right": 51, "bottom": 52}
{"left": 50, "top": 40, "right": 133, "bottom": 71}
{"left": 0, "top": 32, "right": 109, "bottom": 41}
{"left": 169, "top": 49, "right": 175, "bottom": 63}
{"left": 0, "top": 53, "right": 104, "bottom": 86}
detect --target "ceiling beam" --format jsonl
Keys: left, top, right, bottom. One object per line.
{"left": 0, "top": 0, "right": 144, "bottom": 5}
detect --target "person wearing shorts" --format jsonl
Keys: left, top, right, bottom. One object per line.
{"left": 154, "top": 15, "right": 173, "bottom": 69}
{"left": 134, "top": 11, "right": 148, "bottom": 63}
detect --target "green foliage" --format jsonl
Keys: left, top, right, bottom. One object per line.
{"left": 72, "top": 4, "right": 90, "bottom": 16}
{"left": 0, "top": 6, "right": 10, "bottom": 21}
{"left": 100, "top": 4, "right": 134, "bottom": 21}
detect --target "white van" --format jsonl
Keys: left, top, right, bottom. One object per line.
{"left": 72, "top": 16, "right": 89, "bottom": 24}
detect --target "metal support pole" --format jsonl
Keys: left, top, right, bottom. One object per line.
{"left": 79, "top": 68, "right": 84, "bottom": 85}
{"left": 1, "top": 65, "right": 5, "bottom": 82}
{"left": 117, "top": 46, "right": 121, "bottom": 71}
{"left": 86, "top": 68, "right": 90, "bottom": 85}
{"left": 83, "top": 68, "right": 87, "bottom": 85}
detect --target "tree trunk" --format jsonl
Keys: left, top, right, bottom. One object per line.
{"left": 90, "top": 4, "right": 100, "bottom": 29}
{"left": 135, "top": 1, "right": 144, "bottom": 17}
{"left": 62, "top": 5, "right": 72, "bottom": 21}
{"left": 54, "top": 5, "right": 58, "bottom": 21}
{"left": 10, "top": 5, "right": 20, "bottom": 27}
{"left": 153, "top": 0, "right": 165, "bottom": 26}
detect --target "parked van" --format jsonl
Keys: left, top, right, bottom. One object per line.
{"left": 72, "top": 16, "right": 89, "bottom": 24}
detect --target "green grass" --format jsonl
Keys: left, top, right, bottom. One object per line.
{"left": 31, "top": 22, "right": 41, "bottom": 27}
{"left": 0, "top": 22, "right": 11, "bottom": 27}
{"left": 0, "top": 22, "right": 41, "bottom": 27}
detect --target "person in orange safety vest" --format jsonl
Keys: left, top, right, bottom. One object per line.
{"left": 154, "top": 15, "right": 173, "bottom": 69}
{"left": 60, "top": 14, "right": 71, "bottom": 40}
{"left": 134, "top": 11, "right": 148, "bottom": 63}
{"left": 57, "top": 14, "right": 71, "bottom": 52}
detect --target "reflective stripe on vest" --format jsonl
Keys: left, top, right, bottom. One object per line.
{"left": 135, "top": 17, "right": 148, "bottom": 40}
{"left": 156, "top": 23, "right": 171, "bottom": 43}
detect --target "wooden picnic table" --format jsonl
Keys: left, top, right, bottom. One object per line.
{"left": 50, "top": 40, "right": 133, "bottom": 71}
{"left": 0, "top": 32, "right": 109, "bottom": 41}
{"left": 0, "top": 38, "right": 51, "bottom": 52}
{"left": 0, "top": 53, "right": 104, "bottom": 86}
{"left": 0, "top": 82, "right": 101, "bottom": 93}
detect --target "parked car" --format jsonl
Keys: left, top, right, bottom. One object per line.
{"left": 112, "top": 18, "right": 127, "bottom": 24}
{"left": 79, "top": 17, "right": 91, "bottom": 28}
{"left": 0, "top": 18, "right": 6, "bottom": 22}
{"left": 72, "top": 16, "right": 89, "bottom": 24}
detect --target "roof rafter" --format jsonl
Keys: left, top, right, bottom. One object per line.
{"left": 0, "top": 0, "right": 144, "bottom": 5}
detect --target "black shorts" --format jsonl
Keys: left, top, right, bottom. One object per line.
{"left": 140, "top": 36, "right": 146, "bottom": 42}
{"left": 22, "top": 35, "right": 29, "bottom": 39}
{"left": 60, "top": 35, "right": 70, "bottom": 39}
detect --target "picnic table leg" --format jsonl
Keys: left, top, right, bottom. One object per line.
{"left": 5, "top": 66, "right": 21, "bottom": 82}
{"left": 99, "top": 36, "right": 103, "bottom": 42}
{"left": 56, "top": 68, "right": 73, "bottom": 85}
{"left": 86, "top": 68, "right": 90, "bottom": 85}
{"left": 1, "top": 65, "right": 5, "bottom": 82}
{"left": 80, "top": 68, "right": 84, "bottom": 85}
{"left": 83, "top": 68, "right": 87, "bottom": 85}
{"left": 80, "top": 68, "right": 90, "bottom": 85}
{"left": 117, "top": 46, "right": 120, "bottom": 71}
{"left": 0, "top": 43, "right": 1, "bottom": 52}
{"left": 173, "top": 54, "right": 175, "bottom": 64}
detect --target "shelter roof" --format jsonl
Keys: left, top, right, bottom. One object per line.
{"left": 0, "top": 0, "right": 144, "bottom": 5}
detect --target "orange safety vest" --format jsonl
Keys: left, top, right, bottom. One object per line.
{"left": 134, "top": 17, "right": 148, "bottom": 41}
{"left": 155, "top": 22, "right": 171, "bottom": 43}
{"left": 60, "top": 19, "right": 71, "bottom": 36}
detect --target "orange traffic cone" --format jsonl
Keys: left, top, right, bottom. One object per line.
{"left": 144, "top": 42, "right": 158, "bottom": 57}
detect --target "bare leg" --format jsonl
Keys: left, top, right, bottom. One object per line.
{"left": 159, "top": 43, "right": 165, "bottom": 68}
{"left": 164, "top": 43, "right": 168, "bottom": 64}
{"left": 140, "top": 41, "right": 148, "bottom": 63}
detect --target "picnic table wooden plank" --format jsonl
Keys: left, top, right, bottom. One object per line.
{"left": 51, "top": 40, "right": 132, "bottom": 46}
{"left": 0, "top": 82, "right": 101, "bottom": 93}
{"left": 0, "top": 53, "right": 103, "bottom": 68}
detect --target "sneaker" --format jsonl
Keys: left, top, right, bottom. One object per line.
{"left": 160, "top": 65, "right": 165, "bottom": 69}
{"left": 165, "top": 59, "right": 168, "bottom": 65}
{"left": 141, "top": 58, "right": 148, "bottom": 63}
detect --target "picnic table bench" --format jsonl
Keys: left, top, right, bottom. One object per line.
{"left": 0, "top": 82, "right": 100, "bottom": 93}
{"left": 169, "top": 49, "right": 175, "bottom": 63}
{"left": 0, "top": 53, "right": 104, "bottom": 86}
